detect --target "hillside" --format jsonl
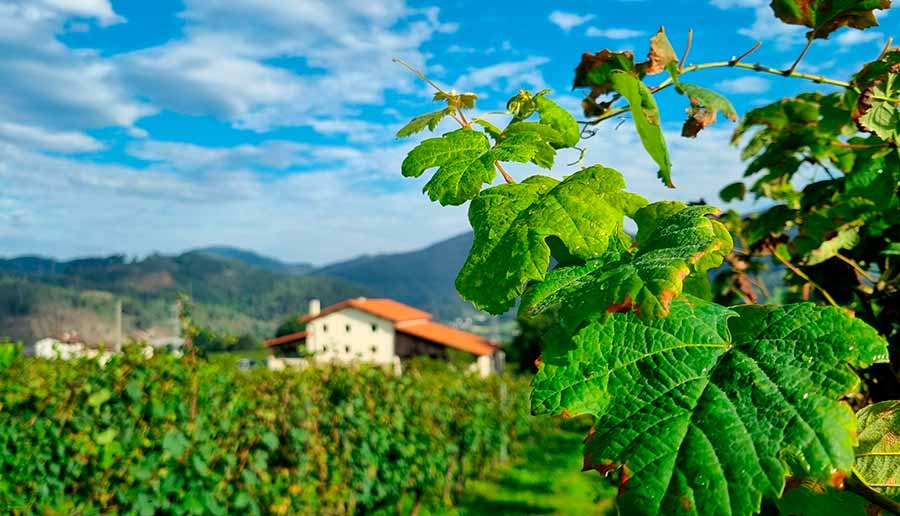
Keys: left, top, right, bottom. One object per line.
{"left": 195, "top": 246, "right": 314, "bottom": 275}
{"left": 0, "top": 252, "right": 369, "bottom": 344}
{"left": 311, "top": 233, "right": 476, "bottom": 321}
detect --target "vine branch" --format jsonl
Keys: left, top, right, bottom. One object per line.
{"left": 846, "top": 470, "right": 900, "bottom": 516}
{"left": 767, "top": 245, "right": 839, "bottom": 307}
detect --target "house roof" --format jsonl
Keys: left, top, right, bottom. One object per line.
{"left": 395, "top": 321, "right": 497, "bottom": 356}
{"left": 264, "top": 330, "right": 309, "bottom": 347}
{"left": 299, "top": 298, "right": 431, "bottom": 324}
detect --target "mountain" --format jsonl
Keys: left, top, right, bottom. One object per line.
{"left": 311, "top": 233, "right": 476, "bottom": 321}
{"left": 0, "top": 232, "right": 485, "bottom": 345}
{"left": 0, "top": 252, "right": 368, "bottom": 344}
{"left": 195, "top": 246, "right": 313, "bottom": 275}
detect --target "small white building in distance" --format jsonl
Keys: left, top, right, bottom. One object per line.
{"left": 265, "top": 298, "right": 501, "bottom": 377}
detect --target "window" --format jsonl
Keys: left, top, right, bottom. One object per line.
{"left": 345, "top": 345, "right": 351, "bottom": 353}
{"left": 322, "top": 324, "right": 328, "bottom": 333}
{"left": 370, "top": 345, "right": 378, "bottom": 354}
{"left": 371, "top": 323, "right": 378, "bottom": 332}
{"left": 345, "top": 324, "right": 351, "bottom": 333}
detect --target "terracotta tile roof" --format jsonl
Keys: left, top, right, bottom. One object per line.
{"left": 299, "top": 298, "right": 431, "bottom": 324}
{"left": 264, "top": 330, "right": 309, "bottom": 347}
{"left": 396, "top": 321, "right": 497, "bottom": 356}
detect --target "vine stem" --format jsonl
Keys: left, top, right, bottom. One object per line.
{"left": 836, "top": 252, "right": 878, "bottom": 284}
{"left": 846, "top": 469, "right": 900, "bottom": 516}
{"left": 767, "top": 245, "right": 839, "bottom": 307}
{"left": 585, "top": 60, "right": 855, "bottom": 125}
{"left": 495, "top": 162, "right": 515, "bottom": 184}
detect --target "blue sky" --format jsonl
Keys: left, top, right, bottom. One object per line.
{"left": 0, "top": 0, "right": 895, "bottom": 264}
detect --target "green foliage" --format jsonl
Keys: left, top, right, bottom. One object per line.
{"left": 0, "top": 351, "right": 531, "bottom": 515}
{"left": 396, "top": 5, "right": 900, "bottom": 514}
{"left": 856, "top": 400, "right": 900, "bottom": 496}
{"left": 0, "top": 337, "right": 20, "bottom": 371}
{"left": 532, "top": 299, "right": 886, "bottom": 515}
{"left": 520, "top": 203, "right": 732, "bottom": 329}
{"left": 455, "top": 166, "right": 647, "bottom": 314}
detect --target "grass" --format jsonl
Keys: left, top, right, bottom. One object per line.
{"left": 455, "top": 419, "right": 615, "bottom": 515}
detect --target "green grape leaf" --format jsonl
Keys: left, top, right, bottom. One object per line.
{"left": 534, "top": 95, "right": 580, "bottom": 148}
{"left": 720, "top": 182, "right": 747, "bottom": 202}
{"left": 677, "top": 83, "right": 738, "bottom": 138}
{"left": 456, "top": 165, "right": 648, "bottom": 314}
{"left": 804, "top": 226, "right": 860, "bottom": 266}
{"left": 532, "top": 299, "right": 888, "bottom": 516}
{"left": 401, "top": 128, "right": 495, "bottom": 206}
{"left": 491, "top": 124, "right": 558, "bottom": 169}
{"left": 770, "top": 0, "right": 891, "bottom": 40}
{"left": 610, "top": 70, "right": 673, "bottom": 187}
{"left": 856, "top": 400, "right": 900, "bottom": 497}
{"left": 857, "top": 73, "right": 900, "bottom": 144}
{"left": 852, "top": 50, "right": 900, "bottom": 144}
{"left": 520, "top": 203, "right": 732, "bottom": 328}
{"left": 396, "top": 108, "right": 452, "bottom": 138}
{"left": 775, "top": 481, "right": 870, "bottom": 516}
{"left": 637, "top": 27, "right": 678, "bottom": 76}
{"left": 433, "top": 90, "right": 478, "bottom": 109}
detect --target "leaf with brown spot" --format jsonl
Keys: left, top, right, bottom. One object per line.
{"left": 770, "top": 0, "right": 891, "bottom": 40}
{"left": 852, "top": 50, "right": 900, "bottom": 144}
{"left": 519, "top": 203, "right": 733, "bottom": 331}
{"left": 677, "top": 83, "right": 738, "bottom": 138}
{"left": 533, "top": 299, "right": 887, "bottom": 515}
{"left": 574, "top": 49, "right": 640, "bottom": 99}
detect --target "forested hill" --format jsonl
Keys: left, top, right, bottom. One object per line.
{"left": 0, "top": 233, "right": 479, "bottom": 343}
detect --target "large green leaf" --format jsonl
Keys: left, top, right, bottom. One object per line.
{"left": 401, "top": 128, "right": 495, "bottom": 206}
{"left": 532, "top": 299, "right": 888, "bottom": 516}
{"left": 853, "top": 52, "right": 900, "bottom": 145}
{"left": 856, "top": 400, "right": 900, "bottom": 497}
{"left": 520, "top": 203, "right": 732, "bottom": 329}
{"left": 770, "top": 0, "right": 890, "bottom": 39}
{"left": 456, "top": 165, "right": 647, "bottom": 314}
{"left": 609, "top": 71, "right": 673, "bottom": 187}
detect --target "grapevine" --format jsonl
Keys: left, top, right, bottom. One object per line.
{"left": 396, "top": 1, "right": 900, "bottom": 514}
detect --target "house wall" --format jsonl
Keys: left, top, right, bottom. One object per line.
{"left": 306, "top": 308, "right": 395, "bottom": 364}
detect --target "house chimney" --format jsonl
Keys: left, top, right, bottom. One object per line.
{"left": 309, "top": 298, "right": 321, "bottom": 316}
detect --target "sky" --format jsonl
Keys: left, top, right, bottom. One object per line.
{"left": 0, "top": 0, "right": 896, "bottom": 265}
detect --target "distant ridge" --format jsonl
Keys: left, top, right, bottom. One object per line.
{"left": 196, "top": 246, "right": 313, "bottom": 275}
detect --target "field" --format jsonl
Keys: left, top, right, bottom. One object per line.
{"left": 0, "top": 345, "right": 612, "bottom": 515}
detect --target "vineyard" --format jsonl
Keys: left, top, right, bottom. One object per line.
{"left": 0, "top": 346, "right": 535, "bottom": 515}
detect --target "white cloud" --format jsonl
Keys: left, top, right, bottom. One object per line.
{"left": 453, "top": 57, "right": 550, "bottom": 94}
{"left": 714, "top": 76, "right": 771, "bottom": 94}
{"left": 548, "top": 11, "right": 595, "bottom": 31}
{"left": 116, "top": 1, "right": 454, "bottom": 134}
{"left": 0, "top": 122, "right": 104, "bottom": 153}
{"left": 585, "top": 27, "right": 646, "bottom": 39}
{"left": 835, "top": 30, "right": 884, "bottom": 46}
{"left": 0, "top": 2, "right": 152, "bottom": 134}
{"left": 708, "top": 1, "right": 806, "bottom": 49}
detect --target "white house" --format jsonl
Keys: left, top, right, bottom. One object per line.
{"left": 265, "top": 298, "right": 501, "bottom": 377}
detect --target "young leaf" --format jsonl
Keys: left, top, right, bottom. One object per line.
{"left": 609, "top": 70, "right": 673, "bottom": 187}
{"left": 637, "top": 27, "right": 678, "bottom": 76}
{"left": 677, "top": 83, "right": 738, "bottom": 138}
{"left": 519, "top": 203, "right": 732, "bottom": 329}
{"left": 456, "top": 166, "right": 648, "bottom": 314}
{"left": 396, "top": 108, "right": 451, "bottom": 138}
{"left": 534, "top": 95, "right": 580, "bottom": 148}
{"left": 533, "top": 299, "right": 888, "bottom": 516}
{"left": 770, "top": 0, "right": 891, "bottom": 39}
{"left": 855, "top": 400, "right": 900, "bottom": 497}
{"left": 401, "top": 128, "right": 495, "bottom": 206}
